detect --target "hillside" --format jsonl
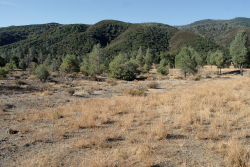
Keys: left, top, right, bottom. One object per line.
{"left": 176, "top": 17, "right": 250, "bottom": 46}
{"left": 0, "top": 19, "right": 229, "bottom": 64}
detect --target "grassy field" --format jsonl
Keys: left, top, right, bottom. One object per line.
{"left": 1, "top": 67, "right": 250, "bottom": 166}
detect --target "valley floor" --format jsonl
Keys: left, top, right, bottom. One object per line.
{"left": 1, "top": 66, "right": 250, "bottom": 167}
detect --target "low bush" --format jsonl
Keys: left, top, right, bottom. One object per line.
{"left": 147, "top": 82, "right": 159, "bottom": 89}
{"left": 67, "top": 88, "right": 75, "bottom": 96}
{"left": 123, "top": 88, "right": 144, "bottom": 96}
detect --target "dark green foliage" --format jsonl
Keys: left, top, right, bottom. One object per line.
{"left": 177, "top": 17, "right": 250, "bottom": 44}
{"left": 183, "top": 36, "right": 230, "bottom": 60}
{"left": 0, "top": 23, "right": 60, "bottom": 46}
{"left": 60, "top": 54, "right": 79, "bottom": 73}
{"left": 175, "top": 47, "right": 197, "bottom": 77}
{"left": 19, "top": 59, "right": 27, "bottom": 70}
{"left": 11, "top": 56, "right": 20, "bottom": 69}
{"left": 0, "top": 56, "right": 6, "bottom": 67}
{"left": 88, "top": 44, "right": 107, "bottom": 76}
{"left": 0, "top": 67, "right": 8, "bottom": 78}
{"left": 230, "top": 30, "right": 249, "bottom": 75}
{"left": 4, "top": 63, "right": 13, "bottom": 72}
{"left": 157, "top": 59, "right": 169, "bottom": 75}
{"left": 35, "top": 64, "right": 50, "bottom": 81}
{"left": 29, "top": 62, "right": 37, "bottom": 74}
{"left": 108, "top": 53, "right": 137, "bottom": 81}
{"left": 80, "top": 58, "right": 89, "bottom": 75}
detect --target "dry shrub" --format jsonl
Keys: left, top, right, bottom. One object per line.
{"left": 150, "top": 119, "right": 168, "bottom": 140}
{"left": 0, "top": 100, "right": 7, "bottom": 112}
{"left": 174, "top": 76, "right": 184, "bottom": 80}
{"left": 225, "top": 138, "right": 250, "bottom": 166}
{"left": 157, "top": 75, "right": 169, "bottom": 80}
{"left": 146, "top": 76, "right": 155, "bottom": 81}
{"left": 85, "top": 86, "right": 95, "bottom": 95}
{"left": 123, "top": 88, "right": 144, "bottom": 96}
{"left": 28, "top": 75, "right": 37, "bottom": 80}
{"left": 190, "top": 75, "right": 202, "bottom": 81}
{"left": 21, "top": 125, "right": 29, "bottom": 133}
{"left": 66, "top": 88, "right": 75, "bottom": 96}
{"left": 147, "top": 82, "right": 159, "bottom": 89}
{"left": 106, "top": 79, "right": 118, "bottom": 86}
{"left": 206, "top": 75, "right": 212, "bottom": 78}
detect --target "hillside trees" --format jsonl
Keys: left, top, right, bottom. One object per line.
{"left": 175, "top": 47, "right": 197, "bottom": 77}
{"left": 230, "top": 30, "right": 249, "bottom": 75}
{"left": 88, "top": 44, "right": 107, "bottom": 76}
{"left": 60, "top": 54, "right": 79, "bottom": 73}
{"left": 108, "top": 52, "right": 138, "bottom": 81}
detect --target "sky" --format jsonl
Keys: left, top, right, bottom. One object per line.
{"left": 0, "top": 0, "right": 249, "bottom": 28}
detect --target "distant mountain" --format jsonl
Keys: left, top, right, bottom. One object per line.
{"left": 176, "top": 17, "right": 250, "bottom": 47}
{"left": 0, "top": 20, "right": 229, "bottom": 63}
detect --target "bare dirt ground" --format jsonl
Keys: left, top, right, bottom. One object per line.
{"left": 1, "top": 66, "right": 250, "bottom": 167}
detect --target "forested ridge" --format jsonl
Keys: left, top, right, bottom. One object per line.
{"left": 1, "top": 19, "right": 250, "bottom": 80}
{"left": 176, "top": 17, "right": 250, "bottom": 46}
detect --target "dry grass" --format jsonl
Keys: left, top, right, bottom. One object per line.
{"left": 147, "top": 82, "right": 159, "bottom": 89}
{"left": 5, "top": 72, "right": 250, "bottom": 166}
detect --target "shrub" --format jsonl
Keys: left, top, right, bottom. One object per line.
{"left": 35, "top": 65, "right": 50, "bottom": 82}
{"left": 4, "top": 63, "right": 13, "bottom": 73}
{"left": 108, "top": 53, "right": 138, "bottom": 81}
{"left": 67, "top": 88, "right": 75, "bottom": 96}
{"left": 123, "top": 88, "right": 144, "bottom": 96}
{"left": 147, "top": 82, "right": 159, "bottom": 89}
{"left": 0, "top": 67, "right": 8, "bottom": 78}
{"left": 0, "top": 56, "right": 6, "bottom": 67}
{"left": 19, "top": 59, "right": 27, "bottom": 70}
{"left": 60, "top": 54, "right": 79, "bottom": 73}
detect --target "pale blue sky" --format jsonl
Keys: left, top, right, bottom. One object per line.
{"left": 0, "top": 0, "right": 249, "bottom": 28}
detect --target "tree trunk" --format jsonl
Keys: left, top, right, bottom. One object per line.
{"left": 241, "top": 64, "right": 243, "bottom": 76}
{"left": 220, "top": 68, "right": 221, "bottom": 75}
{"left": 184, "top": 72, "right": 186, "bottom": 78}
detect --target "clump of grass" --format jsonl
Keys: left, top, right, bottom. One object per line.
{"left": 147, "top": 82, "right": 159, "bottom": 89}
{"left": 157, "top": 76, "right": 169, "bottom": 80}
{"left": 123, "top": 88, "right": 144, "bottom": 96}
{"left": 28, "top": 75, "right": 37, "bottom": 80}
{"left": 225, "top": 138, "right": 250, "bottom": 166}
{"left": 206, "top": 75, "right": 212, "bottom": 78}
{"left": 106, "top": 79, "right": 118, "bottom": 86}
{"left": 85, "top": 87, "right": 94, "bottom": 95}
{"left": 190, "top": 75, "right": 202, "bottom": 81}
{"left": 174, "top": 76, "right": 184, "bottom": 80}
{"left": 53, "top": 110, "right": 62, "bottom": 119}
{"left": 67, "top": 88, "right": 75, "bottom": 96}
{"left": 146, "top": 76, "right": 155, "bottom": 81}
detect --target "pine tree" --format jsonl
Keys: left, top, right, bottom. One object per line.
{"left": 215, "top": 51, "right": 224, "bottom": 75}
{"left": 175, "top": 47, "right": 197, "bottom": 77}
{"left": 230, "top": 30, "right": 249, "bottom": 76}
{"left": 88, "top": 44, "right": 107, "bottom": 76}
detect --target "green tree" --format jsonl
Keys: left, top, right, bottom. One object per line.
{"left": 0, "top": 56, "right": 6, "bottom": 67}
{"left": 157, "top": 59, "right": 169, "bottom": 75}
{"left": 215, "top": 51, "right": 224, "bottom": 75}
{"left": 88, "top": 44, "right": 107, "bottom": 76}
{"left": 108, "top": 53, "right": 138, "bottom": 81}
{"left": 145, "top": 48, "right": 153, "bottom": 66}
{"left": 80, "top": 58, "right": 89, "bottom": 75}
{"left": 230, "top": 30, "right": 249, "bottom": 75}
{"left": 136, "top": 47, "right": 144, "bottom": 68}
{"left": 60, "top": 54, "right": 79, "bottom": 73}
{"left": 0, "top": 67, "right": 8, "bottom": 78}
{"left": 11, "top": 56, "right": 20, "bottom": 69}
{"left": 35, "top": 64, "right": 50, "bottom": 82}
{"left": 175, "top": 47, "right": 197, "bottom": 77}
{"left": 19, "top": 59, "right": 27, "bottom": 70}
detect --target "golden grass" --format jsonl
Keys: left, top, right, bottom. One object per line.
{"left": 7, "top": 77, "right": 250, "bottom": 166}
